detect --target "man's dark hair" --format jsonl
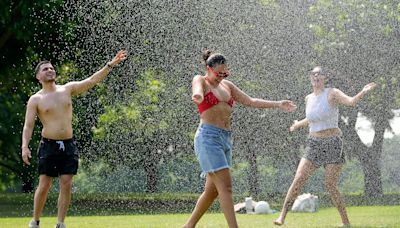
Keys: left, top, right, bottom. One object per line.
{"left": 35, "top": 60, "right": 51, "bottom": 75}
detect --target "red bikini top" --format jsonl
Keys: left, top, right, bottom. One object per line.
{"left": 198, "top": 91, "right": 234, "bottom": 114}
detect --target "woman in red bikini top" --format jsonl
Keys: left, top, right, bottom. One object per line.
{"left": 192, "top": 50, "right": 297, "bottom": 130}
{"left": 184, "top": 50, "right": 297, "bottom": 228}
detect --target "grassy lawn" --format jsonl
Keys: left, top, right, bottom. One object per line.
{"left": 1, "top": 206, "right": 400, "bottom": 228}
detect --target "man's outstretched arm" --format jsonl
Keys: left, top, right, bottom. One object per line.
{"left": 67, "top": 50, "right": 127, "bottom": 96}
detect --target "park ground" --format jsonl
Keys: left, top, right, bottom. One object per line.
{"left": 1, "top": 205, "right": 400, "bottom": 228}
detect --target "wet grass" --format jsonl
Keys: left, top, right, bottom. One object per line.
{"left": 2, "top": 192, "right": 400, "bottom": 217}
{"left": 1, "top": 205, "right": 400, "bottom": 228}
{"left": 0, "top": 193, "right": 206, "bottom": 217}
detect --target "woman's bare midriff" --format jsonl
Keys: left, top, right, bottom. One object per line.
{"left": 309, "top": 128, "right": 342, "bottom": 138}
{"left": 200, "top": 103, "right": 232, "bottom": 130}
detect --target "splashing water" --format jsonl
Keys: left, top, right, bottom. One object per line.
{"left": 20, "top": 0, "right": 400, "bottom": 215}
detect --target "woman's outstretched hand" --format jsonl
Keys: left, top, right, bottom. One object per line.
{"left": 280, "top": 100, "right": 297, "bottom": 112}
{"left": 362, "top": 82, "right": 377, "bottom": 93}
{"left": 289, "top": 120, "right": 299, "bottom": 132}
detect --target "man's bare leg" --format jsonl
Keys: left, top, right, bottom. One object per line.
{"left": 33, "top": 175, "right": 53, "bottom": 222}
{"left": 57, "top": 175, "right": 73, "bottom": 223}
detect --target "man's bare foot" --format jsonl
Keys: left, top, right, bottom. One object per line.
{"left": 273, "top": 218, "right": 284, "bottom": 226}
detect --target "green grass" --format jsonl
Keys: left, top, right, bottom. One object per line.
{"left": 1, "top": 206, "right": 400, "bottom": 228}
{"left": 2, "top": 192, "right": 399, "bottom": 217}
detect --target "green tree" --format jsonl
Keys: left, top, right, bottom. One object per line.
{"left": 0, "top": 0, "right": 77, "bottom": 192}
{"left": 60, "top": 0, "right": 204, "bottom": 192}
{"left": 92, "top": 69, "right": 189, "bottom": 192}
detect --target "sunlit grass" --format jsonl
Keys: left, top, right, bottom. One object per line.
{"left": 1, "top": 206, "right": 399, "bottom": 228}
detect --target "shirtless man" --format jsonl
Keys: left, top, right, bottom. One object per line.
{"left": 22, "top": 50, "right": 127, "bottom": 228}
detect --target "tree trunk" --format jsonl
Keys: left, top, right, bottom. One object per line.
{"left": 247, "top": 148, "right": 259, "bottom": 197}
{"left": 339, "top": 108, "right": 384, "bottom": 197}
{"left": 361, "top": 152, "right": 383, "bottom": 197}
{"left": 357, "top": 75, "right": 393, "bottom": 198}
{"left": 361, "top": 115, "right": 387, "bottom": 197}
{"left": 144, "top": 156, "right": 158, "bottom": 193}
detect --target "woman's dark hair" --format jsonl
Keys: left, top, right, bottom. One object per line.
{"left": 203, "top": 49, "right": 226, "bottom": 67}
{"left": 311, "top": 66, "right": 335, "bottom": 87}
{"left": 311, "top": 66, "right": 331, "bottom": 78}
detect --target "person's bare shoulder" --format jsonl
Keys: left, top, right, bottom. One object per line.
{"left": 30, "top": 90, "right": 44, "bottom": 100}
{"left": 193, "top": 74, "right": 204, "bottom": 81}
{"left": 26, "top": 92, "right": 42, "bottom": 108}
{"left": 58, "top": 84, "right": 71, "bottom": 92}
{"left": 221, "top": 79, "right": 235, "bottom": 89}
{"left": 192, "top": 75, "right": 206, "bottom": 87}
{"left": 327, "top": 88, "right": 340, "bottom": 104}
{"left": 305, "top": 93, "right": 312, "bottom": 102}
{"left": 329, "top": 88, "right": 340, "bottom": 95}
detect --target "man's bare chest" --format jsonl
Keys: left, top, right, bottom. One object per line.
{"left": 38, "top": 92, "right": 72, "bottom": 115}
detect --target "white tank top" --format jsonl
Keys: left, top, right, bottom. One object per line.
{"left": 306, "top": 88, "right": 339, "bottom": 132}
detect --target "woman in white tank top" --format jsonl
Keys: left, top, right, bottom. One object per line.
{"left": 274, "top": 66, "right": 377, "bottom": 227}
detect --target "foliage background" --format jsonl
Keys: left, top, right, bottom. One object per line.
{"left": 0, "top": 0, "right": 399, "bottom": 200}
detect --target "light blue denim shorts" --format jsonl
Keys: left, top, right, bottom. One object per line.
{"left": 194, "top": 123, "right": 233, "bottom": 178}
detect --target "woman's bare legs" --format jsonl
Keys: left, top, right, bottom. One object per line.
{"left": 183, "top": 168, "right": 238, "bottom": 228}
{"left": 183, "top": 175, "right": 218, "bottom": 228}
{"left": 325, "top": 164, "right": 350, "bottom": 226}
{"left": 210, "top": 168, "right": 238, "bottom": 228}
{"left": 274, "top": 158, "right": 318, "bottom": 225}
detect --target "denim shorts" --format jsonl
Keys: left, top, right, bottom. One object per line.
{"left": 194, "top": 123, "right": 233, "bottom": 178}
{"left": 304, "top": 135, "right": 345, "bottom": 167}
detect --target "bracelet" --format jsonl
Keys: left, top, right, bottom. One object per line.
{"left": 106, "top": 62, "right": 114, "bottom": 69}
